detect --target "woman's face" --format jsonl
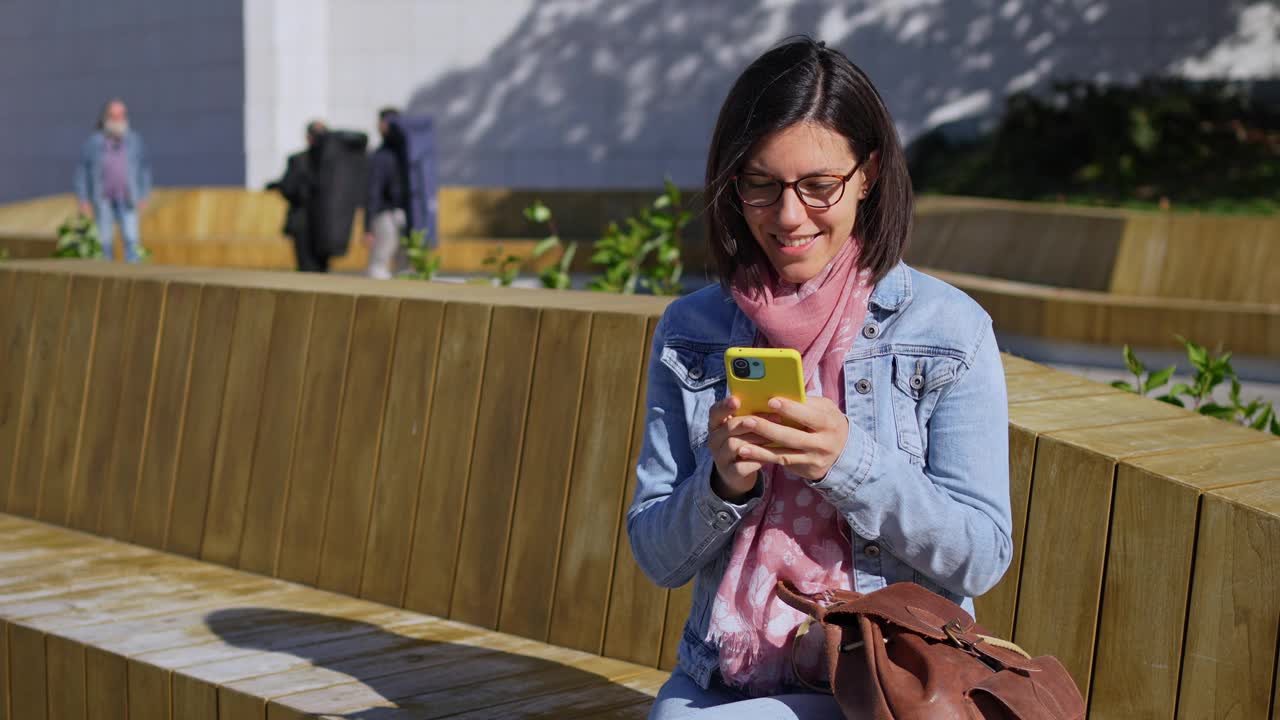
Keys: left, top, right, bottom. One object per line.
{"left": 741, "top": 122, "right": 873, "bottom": 285}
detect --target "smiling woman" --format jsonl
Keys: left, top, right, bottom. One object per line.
{"left": 628, "top": 37, "right": 1012, "bottom": 719}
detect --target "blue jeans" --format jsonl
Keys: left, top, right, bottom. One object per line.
{"left": 649, "top": 669, "right": 846, "bottom": 719}
{"left": 93, "top": 198, "right": 142, "bottom": 263}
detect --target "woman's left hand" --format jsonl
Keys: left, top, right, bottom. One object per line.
{"left": 737, "top": 396, "right": 849, "bottom": 482}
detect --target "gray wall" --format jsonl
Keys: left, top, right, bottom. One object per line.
{"left": 0, "top": 0, "right": 246, "bottom": 203}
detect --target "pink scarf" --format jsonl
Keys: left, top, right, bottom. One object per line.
{"left": 713, "top": 236, "right": 874, "bottom": 693}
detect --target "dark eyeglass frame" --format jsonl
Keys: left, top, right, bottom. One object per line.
{"left": 732, "top": 161, "right": 863, "bottom": 209}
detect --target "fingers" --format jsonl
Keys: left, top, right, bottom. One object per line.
{"left": 708, "top": 395, "right": 740, "bottom": 430}
{"left": 768, "top": 395, "right": 838, "bottom": 430}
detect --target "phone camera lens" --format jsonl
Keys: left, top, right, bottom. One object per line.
{"left": 731, "top": 358, "right": 749, "bottom": 378}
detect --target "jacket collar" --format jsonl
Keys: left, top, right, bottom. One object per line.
{"left": 868, "top": 262, "right": 912, "bottom": 312}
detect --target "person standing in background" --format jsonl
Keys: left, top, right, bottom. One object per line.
{"left": 363, "top": 107, "right": 408, "bottom": 279}
{"left": 269, "top": 120, "right": 330, "bottom": 272}
{"left": 74, "top": 98, "right": 152, "bottom": 263}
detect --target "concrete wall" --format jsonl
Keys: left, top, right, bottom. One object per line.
{"left": 1, "top": 0, "right": 1276, "bottom": 201}
{"left": 0, "top": 0, "right": 246, "bottom": 203}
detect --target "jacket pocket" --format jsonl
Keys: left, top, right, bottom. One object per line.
{"left": 661, "top": 343, "right": 727, "bottom": 449}
{"left": 890, "top": 354, "right": 962, "bottom": 463}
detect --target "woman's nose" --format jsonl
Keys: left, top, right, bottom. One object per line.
{"left": 775, "top": 186, "right": 808, "bottom": 227}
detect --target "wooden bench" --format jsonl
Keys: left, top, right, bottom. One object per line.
{"left": 0, "top": 260, "right": 1277, "bottom": 718}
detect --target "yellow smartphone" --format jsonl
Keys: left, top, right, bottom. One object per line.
{"left": 725, "top": 347, "right": 806, "bottom": 425}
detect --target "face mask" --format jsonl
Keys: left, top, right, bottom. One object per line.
{"left": 104, "top": 120, "right": 128, "bottom": 137}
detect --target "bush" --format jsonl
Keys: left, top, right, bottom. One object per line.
{"left": 909, "top": 78, "right": 1280, "bottom": 213}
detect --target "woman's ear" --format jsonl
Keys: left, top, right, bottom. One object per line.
{"left": 859, "top": 151, "right": 881, "bottom": 198}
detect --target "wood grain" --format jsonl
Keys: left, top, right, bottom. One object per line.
{"left": 498, "top": 308, "right": 592, "bottom": 640}
{"left": 1012, "top": 436, "right": 1114, "bottom": 696}
{"left": 358, "top": 298, "right": 444, "bottom": 606}
{"left": 131, "top": 281, "right": 200, "bottom": 549}
{"left": 85, "top": 646, "right": 128, "bottom": 720}
{"left": 548, "top": 311, "right": 649, "bottom": 653}
{"left": 1177, "top": 481, "right": 1280, "bottom": 720}
{"left": 165, "top": 285, "right": 238, "bottom": 557}
{"left": 974, "top": 425, "right": 1035, "bottom": 639}
{"left": 449, "top": 305, "right": 540, "bottom": 628}
{"left": 0, "top": 271, "right": 40, "bottom": 511}
{"left": 9, "top": 624, "right": 47, "bottom": 720}
{"left": 98, "top": 278, "right": 166, "bottom": 539}
{"left": 603, "top": 317, "right": 669, "bottom": 667}
{"left": 317, "top": 296, "right": 401, "bottom": 596}
{"left": 200, "top": 288, "right": 277, "bottom": 566}
{"left": 236, "top": 291, "right": 314, "bottom": 576}
{"left": 8, "top": 273, "right": 70, "bottom": 518}
{"left": 67, "top": 277, "right": 131, "bottom": 532}
{"left": 276, "top": 293, "right": 354, "bottom": 585}
{"left": 46, "top": 634, "right": 87, "bottom": 720}
{"left": 401, "top": 302, "right": 491, "bottom": 617}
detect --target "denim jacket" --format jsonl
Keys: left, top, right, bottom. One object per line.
{"left": 73, "top": 130, "right": 152, "bottom": 207}
{"left": 626, "top": 262, "right": 1012, "bottom": 690}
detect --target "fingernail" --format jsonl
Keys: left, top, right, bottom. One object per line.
{"left": 768, "top": 398, "right": 782, "bottom": 409}
{"left": 742, "top": 418, "right": 755, "bottom": 428}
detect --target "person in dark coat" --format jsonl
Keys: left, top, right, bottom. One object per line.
{"left": 269, "top": 121, "right": 329, "bottom": 272}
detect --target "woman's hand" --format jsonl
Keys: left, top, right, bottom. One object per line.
{"left": 736, "top": 396, "right": 849, "bottom": 482}
{"left": 706, "top": 396, "right": 770, "bottom": 502}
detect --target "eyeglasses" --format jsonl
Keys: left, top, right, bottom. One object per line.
{"left": 733, "top": 162, "right": 862, "bottom": 209}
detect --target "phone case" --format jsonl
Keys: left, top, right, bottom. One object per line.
{"left": 725, "top": 347, "right": 806, "bottom": 419}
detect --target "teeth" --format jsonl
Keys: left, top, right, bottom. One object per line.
{"left": 777, "top": 234, "right": 817, "bottom": 248}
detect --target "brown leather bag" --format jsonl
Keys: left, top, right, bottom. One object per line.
{"left": 777, "top": 581, "right": 1085, "bottom": 719}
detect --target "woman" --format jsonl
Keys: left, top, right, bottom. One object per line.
{"left": 628, "top": 38, "right": 1012, "bottom": 719}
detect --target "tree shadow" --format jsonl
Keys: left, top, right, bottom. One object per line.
{"left": 406, "top": 0, "right": 1251, "bottom": 191}
{"left": 205, "top": 608, "right": 655, "bottom": 719}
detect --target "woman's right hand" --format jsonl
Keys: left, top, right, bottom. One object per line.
{"left": 707, "top": 396, "right": 768, "bottom": 502}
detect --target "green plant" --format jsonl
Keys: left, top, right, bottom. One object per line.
{"left": 399, "top": 229, "right": 441, "bottom": 280}
{"left": 524, "top": 201, "right": 577, "bottom": 290}
{"left": 588, "top": 179, "right": 689, "bottom": 295}
{"left": 1113, "top": 338, "right": 1279, "bottom": 435}
{"left": 54, "top": 213, "right": 104, "bottom": 259}
{"left": 482, "top": 244, "right": 523, "bottom": 287}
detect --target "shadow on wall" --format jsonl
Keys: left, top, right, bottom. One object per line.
{"left": 204, "top": 608, "right": 653, "bottom": 718}
{"left": 406, "top": 0, "right": 1250, "bottom": 190}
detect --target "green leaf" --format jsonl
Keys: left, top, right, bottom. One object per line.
{"left": 1198, "top": 403, "right": 1236, "bottom": 420}
{"left": 652, "top": 194, "right": 672, "bottom": 209}
{"left": 524, "top": 202, "right": 551, "bottom": 224}
{"left": 1249, "top": 404, "right": 1274, "bottom": 431}
{"left": 1143, "top": 366, "right": 1175, "bottom": 394}
{"left": 532, "top": 235, "right": 560, "bottom": 258}
{"left": 1123, "top": 345, "right": 1145, "bottom": 376}
{"left": 1182, "top": 337, "right": 1208, "bottom": 371}
{"left": 1110, "top": 380, "right": 1136, "bottom": 393}
{"left": 1271, "top": 415, "right": 1280, "bottom": 436}
{"left": 1156, "top": 394, "right": 1185, "bottom": 407}
{"left": 1230, "top": 377, "right": 1242, "bottom": 406}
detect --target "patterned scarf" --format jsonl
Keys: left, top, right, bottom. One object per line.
{"left": 712, "top": 236, "right": 874, "bottom": 693}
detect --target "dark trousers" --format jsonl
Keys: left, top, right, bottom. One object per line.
{"left": 291, "top": 234, "right": 330, "bottom": 272}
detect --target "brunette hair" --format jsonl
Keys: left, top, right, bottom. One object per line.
{"left": 705, "top": 37, "right": 913, "bottom": 288}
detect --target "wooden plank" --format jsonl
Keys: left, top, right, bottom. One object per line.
{"left": 171, "top": 674, "right": 218, "bottom": 720}
{"left": 131, "top": 282, "right": 201, "bottom": 549}
{"left": 67, "top": 277, "right": 131, "bottom": 532}
{"left": 276, "top": 294, "right": 354, "bottom": 585}
{"left": 8, "top": 273, "right": 70, "bottom": 518}
{"left": 200, "top": 288, "right": 277, "bottom": 566}
{"left": 37, "top": 276, "right": 102, "bottom": 525}
{"left": 548, "top": 311, "right": 648, "bottom": 653}
{"left": 126, "top": 660, "right": 171, "bottom": 720}
{"left": 9, "top": 624, "right": 47, "bottom": 720}
{"left": 0, "top": 621, "right": 8, "bottom": 720}
{"left": 1004, "top": 368, "right": 1117, "bottom": 405}
{"left": 165, "top": 285, "right": 238, "bottom": 557}
{"left": 603, "top": 317, "right": 667, "bottom": 667}
{"left": 316, "top": 296, "right": 401, "bottom": 596}
{"left": 1177, "top": 481, "right": 1280, "bottom": 720}
{"left": 498, "top": 308, "right": 592, "bottom": 641}
{"left": 0, "top": 271, "right": 40, "bottom": 511}
{"left": 236, "top": 291, "right": 314, "bottom": 576}
{"left": 1011, "top": 436, "right": 1114, "bottom": 696}
{"left": 448, "top": 305, "right": 540, "bottom": 628}
{"left": 98, "top": 278, "right": 167, "bottom": 539}
{"left": 85, "top": 646, "right": 128, "bottom": 720}
{"left": 358, "top": 298, "right": 444, "bottom": 606}
{"left": 974, "top": 425, "right": 1035, "bottom": 638}
{"left": 401, "top": 302, "right": 491, "bottom": 617}
{"left": 46, "top": 634, "right": 86, "bottom": 720}
{"left": 999, "top": 353, "right": 1045, "bottom": 376}
{"left": 660, "top": 584, "right": 694, "bottom": 670}
{"left": 1008, "top": 392, "right": 1186, "bottom": 436}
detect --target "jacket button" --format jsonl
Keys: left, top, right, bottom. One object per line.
{"left": 909, "top": 374, "right": 925, "bottom": 390}
{"left": 864, "top": 542, "right": 881, "bottom": 558}
{"left": 855, "top": 378, "right": 872, "bottom": 394}
{"left": 861, "top": 324, "right": 880, "bottom": 339}
{"left": 715, "top": 511, "right": 731, "bottom": 526}
{"left": 688, "top": 365, "right": 704, "bottom": 380}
